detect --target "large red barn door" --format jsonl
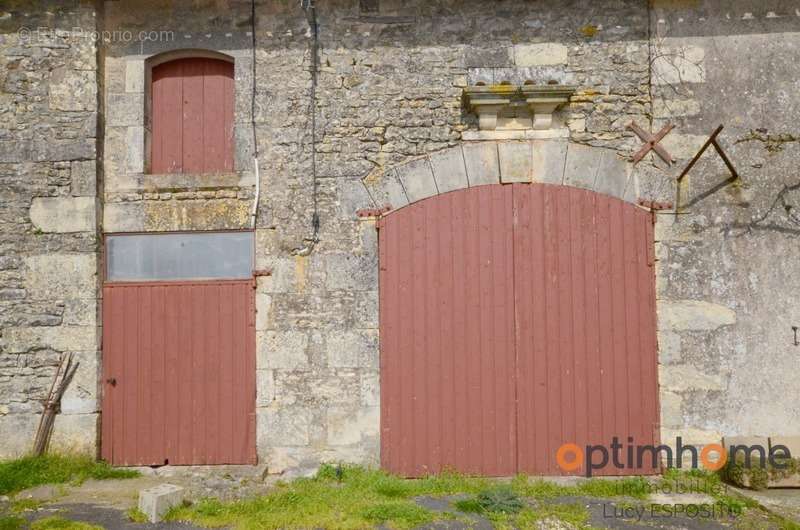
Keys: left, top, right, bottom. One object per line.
{"left": 379, "top": 185, "right": 518, "bottom": 477}
{"left": 379, "top": 183, "right": 659, "bottom": 477}
{"left": 513, "top": 185, "right": 659, "bottom": 476}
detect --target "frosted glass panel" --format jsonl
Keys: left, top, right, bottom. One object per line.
{"left": 107, "top": 232, "right": 253, "bottom": 281}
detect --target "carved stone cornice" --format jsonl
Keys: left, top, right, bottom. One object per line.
{"left": 464, "top": 84, "right": 576, "bottom": 131}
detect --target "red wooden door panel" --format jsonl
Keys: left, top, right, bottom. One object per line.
{"left": 151, "top": 57, "right": 234, "bottom": 174}
{"left": 513, "top": 184, "right": 659, "bottom": 476}
{"left": 101, "top": 280, "right": 256, "bottom": 465}
{"left": 379, "top": 185, "right": 518, "bottom": 477}
{"left": 379, "top": 183, "right": 660, "bottom": 477}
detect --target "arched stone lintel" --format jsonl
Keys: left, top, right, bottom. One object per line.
{"left": 358, "top": 141, "right": 639, "bottom": 214}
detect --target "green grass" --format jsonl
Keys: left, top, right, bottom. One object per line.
{"left": 0, "top": 515, "right": 25, "bottom": 530}
{"left": 125, "top": 507, "right": 148, "bottom": 523}
{"left": 168, "top": 464, "right": 612, "bottom": 529}
{"left": 29, "top": 516, "right": 103, "bottom": 530}
{"left": 509, "top": 473, "right": 650, "bottom": 500}
{"left": 0, "top": 454, "right": 139, "bottom": 495}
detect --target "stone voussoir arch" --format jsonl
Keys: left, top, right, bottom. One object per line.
{"left": 358, "top": 140, "right": 639, "bottom": 214}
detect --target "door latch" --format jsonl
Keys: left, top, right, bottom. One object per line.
{"left": 105, "top": 378, "right": 117, "bottom": 387}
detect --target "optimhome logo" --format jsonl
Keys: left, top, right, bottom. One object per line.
{"left": 555, "top": 437, "right": 793, "bottom": 477}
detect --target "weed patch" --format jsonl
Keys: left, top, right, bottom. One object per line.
{"left": 0, "top": 454, "right": 138, "bottom": 495}
{"left": 29, "top": 516, "right": 103, "bottom": 530}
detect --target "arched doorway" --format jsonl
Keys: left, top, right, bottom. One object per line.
{"left": 378, "top": 183, "right": 659, "bottom": 477}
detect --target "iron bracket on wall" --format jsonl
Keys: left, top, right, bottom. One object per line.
{"left": 628, "top": 122, "right": 675, "bottom": 165}
{"left": 637, "top": 199, "right": 673, "bottom": 211}
{"left": 675, "top": 125, "right": 740, "bottom": 212}
{"left": 356, "top": 205, "right": 391, "bottom": 219}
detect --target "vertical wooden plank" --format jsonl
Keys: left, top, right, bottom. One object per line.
{"left": 569, "top": 189, "right": 588, "bottom": 464}
{"left": 423, "top": 199, "right": 442, "bottom": 473}
{"left": 513, "top": 185, "right": 532, "bottom": 473}
{"left": 218, "top": 282, "right": 234, "bottom": 463}
{"left": 139, "top": 287, "right": 153, "bottom": 464}
{"left": 151, "top": 61, "right": 184, "bottom": 173}
{"left": 178, "top": 286, "right": 193, "bottom": 464}
{"left": 530, "top": 185, "right": 550, "bottom": 473}
{"left": 100, "top": 287, "right": 112, "bottom": 462}
{"left": 450, "top": 192, "right": 468, "bottom": 471}
{"left": 582, "top": 193, "right": 604, "bottom": 452}
{"left": 596, "top": 195, "right": 616, "bottom": 464}
{"left": 623, "top": 206, "right": 644, "bottom": 458}
{"left": 181, "top": 58, "right": 205, "bottom": 174}
{"left": 434, "top": 194, "right": 460, "bottom": 469}
{"left": 150, "top": 286, "right": 166, "bottom": 465}
{"left": 205, "top": 284, "right": 220, "bottom": 464}
{"left": 609, "top": 199, "right": 630, "bottom": 473}
{"left": 164, "top": 284, "right": 180, "bottom": 464}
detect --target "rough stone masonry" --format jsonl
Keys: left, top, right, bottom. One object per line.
{"left": 0, "top": 0, "right": 799, "bottom": 472}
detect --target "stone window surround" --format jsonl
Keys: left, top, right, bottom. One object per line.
{"left": 104, "top": 46, "right": 255, "bottom": 194}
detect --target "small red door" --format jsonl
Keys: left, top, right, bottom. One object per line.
{"left": 151, "top": 57, "right": 234, "bottom": 174}
{"left": 101, "top": 280, "right": 256, "bottom": 465}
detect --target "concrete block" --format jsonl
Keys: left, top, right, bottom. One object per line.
{"left": 724, "top": 436, "right": 770, "bottom": 450}
{"left": 126, "top": 126, "right": 145, "bottom": 173}
{"left": 106, "top": 93, "right": 144, "bottom": 127}
{"left": 514, "top": 42, "right": 569, "bottom": 67}
{"left": 429, "top": 146, "right": 468, "bottom": 194}
{"left": 24, "top": 254, "right": 97, "bottom": 301}
{"left": 531, "top": 140, "right": 567, "bottom": 184}
{"left": 593, "top": 149, "right": 630, "bottom": 198}
{"left": 255, "top": 293, "right": 273, "bottom": 331}
{"left": 658, "top": 300, "right": 736, "bottom": 331}
{"left": 1, "top": 326, "right": 99, "bottom": 354}
{"left": 103, "top": 202, "right": 145, "bottom": 233}
{"left": 652, "top": 45, "right": 705, "bottom": 85}
{"left": 138, "top": 484, "right": 185, "bottom": 523}
{"left": 327, "top": 406, "right": 379, "bottom": 446}
{"left": 125, "top": 59, "right": 145, "bottom": 93}
{"left": 71, "top": 160, "right": 96, "bottom": 197}
{"left": 30, "top": 197, "right": 96, "bottom": 233}
{"left": 259, "top": 407, "right": 311, "bottom": 447}
{"left": 49, "top": 69, "right": 96, "bottom": 111}
{"left": 563, "top": 143, "right": 601, "bottom": 190}
{"left": 660, "top": 391, "right": 683, "bottom": 429}
{"left": 257, "top": 330, "right": 308, "bottom": 370}
{"left": 363, "top": 169, "right": 408, "bottom": 209}
{"left": 325, "top": 252, "right": 377, "bottom": 292}
{"left": 463, "top": 142, "right": 500, "bottom": 186}
{"left": 658, "top": 364, "right": 724, "bottom": 392}
{"left": 361, "top": 372, "right": 380, "bottom": 407}
{"left": 337, "top": 178, "right": 374, "bottom": 219}
{"left": 770, "top": 436, "right": 800, "bottom": 456}
{"left": 49, "top": 413, "right": 98, "bottom": 455}
{"left": 396, "top": 158, "right": 437, "bottom": 203}
{"left": 256, "top": 369, "right": 275, "bottom": 406}
{"left": 498, "top": 142, "right": 532, "bottom": 183}
{"left": 327, "top": 329, "right": 378, "bottom": 369}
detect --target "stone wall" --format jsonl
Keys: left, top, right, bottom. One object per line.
{"left": 643, "top": 2, "right": 800, "bottom": 450}
{"left": 1, "top": 0, "right": 799, "bottom": 469}
{"left": 0, "top": 1, "right": 100, "bottom": 456}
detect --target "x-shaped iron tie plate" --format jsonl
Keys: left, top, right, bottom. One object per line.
{"left": 628, "top": 122, "right": 674, "bottom": 165}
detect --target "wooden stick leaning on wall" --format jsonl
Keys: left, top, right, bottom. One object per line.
{"left": 33, "top": 353, "right": 79, "bottom": 456}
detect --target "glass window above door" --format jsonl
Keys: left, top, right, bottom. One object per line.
{"left": 106, "top": 231, "right": 253, "bottom": 282}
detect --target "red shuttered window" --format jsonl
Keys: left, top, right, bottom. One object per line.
{"left": 150, "top": 57, "right": 234, "bottom": 174}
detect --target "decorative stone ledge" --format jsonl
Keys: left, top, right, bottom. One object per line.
{"left": 464, "top": 84, "right": 577, "bottom": 131}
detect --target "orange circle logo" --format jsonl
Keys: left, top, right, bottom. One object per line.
{"left": 556, "top": 443, "right": 583, "bottom": 472}
{"left": 700, "top": 443, "right": 728, "bottom": 471}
